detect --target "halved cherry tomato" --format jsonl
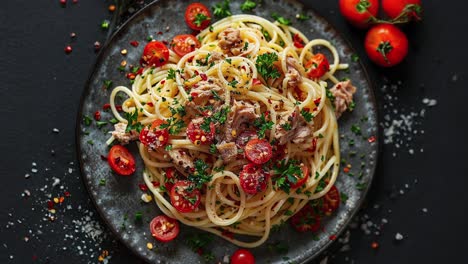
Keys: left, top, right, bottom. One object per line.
{"left": 293, "top": 33, "right": 305, "bottom": 49}
{"left": 321, "top": 185, "right": 341, "bottom": 216}
{"left": 108, "top": 145, "right": 136, "bottom": 176}
{"left": 231, "top": 249, "right": 255, "bottom": 264}
{"left": 139, "top": 119, "right": 169, "bottom": 149}
{"left": 382, "top": 0, "right": 422, "bottom": 20}
{"left": 289, "top": 164, "right": 310, "bottom": 189}
{"left": 305, "top": 53, "right": 330, "bottom": 79}
{"left": 339, "top": 0, "right": 379, "bottom": 28}
{"left": 290, "top": 204, "right": 321, "bottom": 232}
{"left": 235, "top": 131, "right": 258, "bottom": 149}
{"left": 245, "top": 139, "right": 272, "bottom": 165}
{"left": 170, "top": 181, "right": 201, "bottom": 213}
{"left": 364, "top": 24, "right": 408, "bottom": 67}
{"left": 149, "top": 215, "right": 180, "bottom": 242}
{"left": 239, "top": 163, "right": 270, "bottom": 195}
{"left": 185, "top": 3, "right": 211, "bottom": 31}
{"left": 141, "top": 41, "right": 170, "bottom": 67}
{"left": 186, "top": 119, "right": 215, "bottom": 145}
{"left": 171, "top": 34, "right": 201, "bottom": 57}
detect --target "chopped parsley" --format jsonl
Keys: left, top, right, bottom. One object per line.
{"left": 167, "top": 68, "right": 176, "bottom": 80}
{"left": 326, "top": 88, "right": 336, "bottom": 103}
{"left": 187, "top": 159, "right": 213, "bottom": 190}
{"left": 273, "top": 159, "right": 302, "bottom": 194}
{"left": 159, "top": 117, "right": 185, "bottom": 135}
{"left": 211, "top": 90, "right": 222, "bottom": 101}
{"left": 213, "top": 166, "right": 225, "bottom": 172}
{"left": 99, "top": 179, "right": 106, "bottom": 186}
{"left": 267, "top": 241, "right": 289, "bottom": 254}
{"left": 213, "top": 0, "right": 232, "bottom": 18}
{"left": 134, "top": 211, "right": 143, "bottom": 221}
{"left": 124, "top": 108, "right": 143, "bottom": 133}
{"left": 262, "top": 28, "right": 271, "bottom": 41}
{"left": 253, "top": 112, "right": 274, "bottom": 138}
{"left": 209, "top": 144, "right": 217, "bottom": 154}
{"left": 271, "top": 13, "right": 291, "bottom": 25}
{"left": 243, "top": 41, "right": 249, "bottom": 51}
{"left": 103, "top": 80, "right": 113, "bottom": 89}
{"left": 228, "top": 79, "right": 238, "bottom": 88}
{"left": 225, "top": 58, "right": 232, "bottom": 64}
{"left": 349, "top": 100, "right": 356, "bottom": 111}
{"left": 109, "top": 118, "right": 119, "bottom": 125}
{"left": 356, "top": 182, "right": 367, "bottom": 190}
{"left": 165, "top": 145, "right": 173, "bottom": 151}
{"left": 256, "top": 52, "right": 281, "bottom": 80}
{"left": 351, "top": 124, "right": 362, "bottom": 135}
{"left": 83, "top": 115, "right": 93, "bottom": 126}
{"left": 296, "top": 13, "right": 310, "bottom": 21}
{"left": 281, "top": 123, "right": 292, "bottom": 131}
{"left": 351, "top": 54, "right": 360, "bottom": 62}
{"left": 240, "top": 0, "right": 256, "bottom": 11}
{"left": 194, "top": 13, "right": 209, "bottom": 27}
{"left": 300, "top": 109, "right": 314, "bottom": 122}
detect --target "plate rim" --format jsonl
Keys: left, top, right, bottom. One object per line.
{"left": 75, "top": 0, "right": 380, "bottom": 262}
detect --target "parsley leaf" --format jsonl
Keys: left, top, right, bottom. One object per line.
{"left": 124, "top": 109, "right": 143, "bottom": 133}
{"left": 167, "top": 68, "right": 176, "bottom": 80}
{"left": 273, "top": 159, "right": 303, "bottom": 194}
{"left": 213, "top": 0, "right": 232, "bottom": 18}
{"left": 301, "top": 109, "right": 314, "bottom": 122}
{"left": 271, "top": 13, "right": 291, "bottom": 25}
{"left": 187, "top": 159, "right": 213, "bottom": 189}
{"left": 296, "top": 13, "right": 310, "bottom": 21}
{"left": 240, "top": 0, "right": 256, "bottom": 11}
{"left": 194, "top": 13, "right": 209, "bottom": 27}
{"left": 253, "top": 112, "right": 274, "bottom": 138}
{"left": 159, "top": 117, "right": 185, "bottom": 135}
{"left": 256, "top": 53, "right": 281, "bottom": 80}
{"left": 103, "top": 80, "right": 113, "bottom": 89}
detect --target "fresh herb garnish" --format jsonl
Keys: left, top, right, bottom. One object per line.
{"left": 340, "top": 192, "right": 349, "bottom": 204}
{"left": 349, "top": 101, "right": 356, "bottom": 111}
{"left": 240, "top": 0, "right": 256, "bottom": 11}
{"left": 281, "top": 123, "right": 292, "bottom": 131}
{"left": 256, "top": 52, "right": 281, "bottom": 80}
{"left": 165, "top": 145, "right": 173, "bottom": 151}
{"left": 194, "top": 13, "right": 209, "bottom": 27}
{"left": 271, "top": 13, "right": 291, "bottom": 25}
{"left": 134, "top": 211, "right": 143, "bottom": 221}
{"left": 273, "top": 159, "right": 303, "bottom": 194}
{"left": 83, "top": 115, "right": 93, "bottom": 126}
{"left": 96, "top": 121, "right": 108, "bottom": 129}
{"left": 211, "top": 90, "right": 222, "bottom": 101}
{"left": 296, "top": 13, "right": 310, "bottom": 21}
{"left": 351, "top": 124, "right": 362, "bottom": 135}
{"left": 351, "top": 54, "right": 360, "bottom": 62}
{"left": 267, "top": 241, "right": 289, "bottom": 254}
{"left": 109, "top": 118, "right": 119, "bottom": 125}
{"left": 159, "top": 117, "right": 185, "bottom": 135}
{"left": 326, "top": 88, "right": 336, "bottom": 103}
{"left": 209, "top": 144, "right": 217, "bottom": 154}
{"left": 253, "top": 112, "right": 274, "bottom": 138}
{"left": 228, "top": 79, "right": 238, "bottom": 88}
{"left": 300, "top": 109, "right": 314, "bottom": 122}
{"left": 103, "top": 80, "right": 113, "bottom": 89}
{"left": 167, "top": 68, "right": 176, "bottom": 80}
{"left": 187, "top": 159, "right": 213, "bottom": 189}
{"left": 124, "top": 108, "right": 143, "bottom": 133}
{"left": 99, "top": 179, "right": 106, "bottom": 186}
{"left": 213, "top": 0, "right": 232, "bottom": 18}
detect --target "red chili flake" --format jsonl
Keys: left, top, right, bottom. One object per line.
{"left": 191, "top": 92, "right": 198, "bottom": 98}
{"left": 221, "top": 229, "right": 234, "bottom": 239}
{"left": 136, "top": 68, "right": 144, "bottom": 75}
{"left": 329, "top": 234, "right": 337, "bottom": 241}
{"left": 116, "top": 105, "right": 123, "bottom": 111}
{"left": 94, "top": 41, "right": 101, "bottom": 51}
{"left": 200, "top": 73, "right": 207, "bottom": 81}
{"left": 138, "top": 183, "right": 149, "bottom": 192}
{"left": 194, "top": 70, "right": 199, "bottom": 76}
{"left": 64, "top": 45, "right": 72, "bottom": 54}
{"left": 293, "top": 34, "right": 305, "bottom": 49}
{"left": 151, "top": 181, "right": 160, "bottom": 187}
{"left": 64, "top": 191, "right": 71, "bottom": 197}
{"left": 267, "top": 99, "right": 272, "bottom": 104}
{"left": 160, "top": 80, "right": 166, "bottom": 85}
{"left": 162, "top": 40, "right": 169, "bottom": 45}
{"left": 47, "top": 200, "right": 54, "bottom": 210}
{"left": 314, "top": 98, "right": 321, "bottom": 105}
{"left": 309, "top": 137, "right": 317, "bottom": 152}
{"left": 94, "top": 111, "right": 101, "bottom": 121}
{"left": 343, "top": 167, "right": 350, "bottom": 173}
{"left": 157, "top": 31, "right": 163, "bottom": 35}
{"left": 59, "top": 196, "right": 65, "bottom": 203}
{"left": 130, "top": 41, "right": 139, "bottom": 47}
{"left": 368, "top": 136, "right": 376, "bottom": 143}
{"left": 59, "top": 0, "right": 66, "bottom": 6}
{"left": 147, "top": 102, "right": 154, "bottom": 107}
{"left": 100, "top": 155, "right": 108, "bottom": 161}
{"left": 126, "top": 73, "right": 136, "bottom": 80}
{"left": 103, "top": 103, "right": 111, "bottom": 110}
{"left": 252, "top": 78, "right": 262, "bottom": 86}
{"left": 371, "top": 242, "right": 379, "bottom": 249}
{"left": 312, "top": 107, "right": 318, "bottom": 111}
{"left": 188, "top": 56, "right": 194, "bottom": 63}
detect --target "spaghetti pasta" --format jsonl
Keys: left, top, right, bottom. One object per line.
{"left": 108, "top": 14, "right": 350, "bottom": 248}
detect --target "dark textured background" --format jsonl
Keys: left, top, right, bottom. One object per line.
{"left": 1, "top": 0, "right": 468, "bottom": 263}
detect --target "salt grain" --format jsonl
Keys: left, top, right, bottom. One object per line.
{"left": 422, "top": 208, "right": 428, "bottom": 213}
{"left": 395, "top": 233, "right": 404, "bottom": 240}
{"left": 53, "top": 128, "right": 60, "bottom": 133}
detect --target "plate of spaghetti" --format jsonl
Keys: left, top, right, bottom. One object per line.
{"left": 76, "top": 0, "right": 379, "bottom": 263}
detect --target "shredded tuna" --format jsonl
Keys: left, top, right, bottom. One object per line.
{"left": 330, "top": 80, "right": 357, "bottom": 118}
{"left": 184, "top": 101, "right": 203, "bottom": 118}
{"left": 286, "top": 57, "right": 303, "bottom": 88}
{"left": 190, "top": 78, "right": 224, "bottom": 105}
{"left": 218, "top": 28, "right": 243, "bottom": 55}
{"left": 224, "top": 100, "right": 258, "bottom": 142}
{"left": 167, "top": 149, "right": 194, "bottom": 175}
{"left": 216, "top": 141, "right": 238, "bottom": 163}
{"left": 207, "top": 51, "right": 225, "bottom": 63}
{"left": 275, "top": 107, "right": 313, "bottom": 145}
{"left": 111, "top": 122, "right": 139, "bottom": 144}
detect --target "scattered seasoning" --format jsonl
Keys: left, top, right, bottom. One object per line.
{"left": 94, "top": 111, "right": 101, "bottom": 121}
{"left": 368, "top": 135, "right": 376, "bottom": 143}
{"left": 371, "top": 241, "right": 379, "bottom": 249}
{"left": 99, "top": 179, "right": 106, "bottom": 186}
{"left": 64, "top": 45, "right": 72, "bottom": 54}
{"left": 70, "top": 32, "right": 76, "bottom": 38}
{"left": 146, "top": 242, "right": 153, "bottom": 250}
{"left": 120, "top": 49, "right": 128, "bottom": 55}
{"left": 395, "top": 233, "right": 404, "bottom": 241}
{"left": 108, "top": 4, "right": 116, "bottom": 12}
{"left": 59, "top": 0, "right": 66, "bottom": 6}
{"left": 130, "top": 41, "right": 139, "bottom": 47}
{"left": 101, "top": 20, "right": 110, "bottom": 30}
{"left": 329, "top": 234, "right": 337, "bottom": 241}
{"left": 94, "top": 41, "right": 101, "bottom": 51}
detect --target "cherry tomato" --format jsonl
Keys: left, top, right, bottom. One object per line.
{"left": 141, "top": 41, "right": 170, "bottom": 67}
{"left": 305, "top": 53, "right": 330, "bottom": 79}
{"left": 245, "top": 139, "right": 272, "bottom": 165}
{"left": 239, "top": 163, "right": 270, "bottom": 195}
{"left": 293, "top": 33, "right": 305, "bottom": 49}
{"left": 185, "top": 3, "right": 211, "bottom": 31}
{"left": 149, "top": 215, "right": 180, "bottom": 242}
{"left": 186, "top": 119, "right": 215, "bottom": 145}
{"left": 171, "top": 34, "right": 201, "bottom": 57}
{"left": 107, "top": 145, "right": 136, "bottom": 176}
{"left": 364, "top": 24, "right": 408, "bottom": 67}
{"left": 321, "top": 185, "right": 341, "bottom": 216}
{"left": 339, "top": 0, "right": 379, "bottom": 28}
{"left": 236, "top": 131, "right": 258, "bottom": 148}
{"left": 382, "top": 0, "right": 422, "bottom": 20}
{"left": 170, "top": 181, "right": 201, "bottom": 213}
{"left": 289, "top": 164, "right": 310, "bottom": 189}
{"left": 290, "top": 204, "right": 321, "bottom": 232}
{"left": 139, "top": 119, "right": 169, "bottom": 149}
{"left": 231, "top": 249, "right": 255, "bottom": 264}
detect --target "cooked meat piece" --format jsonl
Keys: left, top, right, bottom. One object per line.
{"left": 218, "top": 28, "right": 243, "bottom": 55}
{"left": 207, "top": 51, "right": 225, "bottom": 63}
{"left": 224, "top": 100, "right": 259, "bottom": 142}
{"left": 330, "top": 80, "right": 357, "bottom": 118}
{"left": 184, "top": 101, "right": 203, "bottom": 118}
{"left": 167, "top": 149, "right": 194, "bottom": 175}
{"left": 190, "top": 78, "right": 224, "bottom": 105}
{"left": 111, "top": 122, "right": 139, "bottom": 145}
{"left": 275, "top": 107, "right": 313, "bottom": 145}
{"left": 216, "top": 141, "right": 238, "bottom": 163}
{"left": 286, "top": 57, "right": 303, "bottom": 88}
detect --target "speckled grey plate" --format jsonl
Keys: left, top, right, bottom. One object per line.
{"left": 76, "top": 0, "right": 379, "bottom": 263}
